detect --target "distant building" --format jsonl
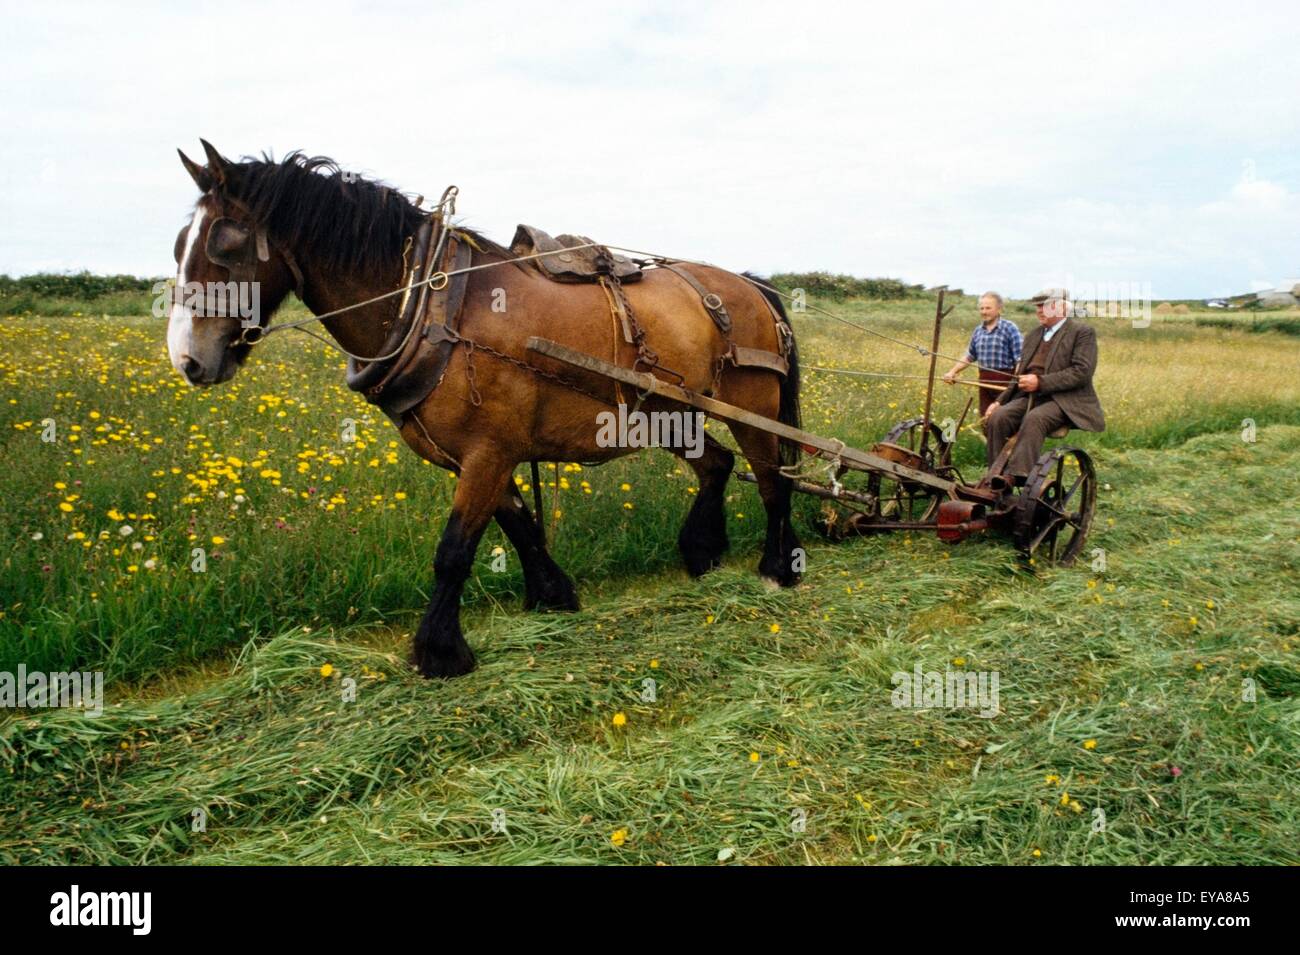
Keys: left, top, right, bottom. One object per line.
{"left": 1254, "top": 281, "right": 1300, "bottom": 308}
{"left": 1217, "top": 280, "right": 1300, "bottom": 308}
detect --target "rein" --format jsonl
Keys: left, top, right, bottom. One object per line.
{"left": 219, "top": 184, "right": 971, "bottom": 371}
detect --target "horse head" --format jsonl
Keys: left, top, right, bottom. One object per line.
{"left": 167, "top": 140, "right": 302, "bottom": 385}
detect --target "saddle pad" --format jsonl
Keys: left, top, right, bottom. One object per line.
{"left": 510, "top": 224, "right": 641, "bottom": 283}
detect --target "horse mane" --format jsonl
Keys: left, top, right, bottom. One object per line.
{"left": 224, "top": 151, "right": 516, "bottom": 275}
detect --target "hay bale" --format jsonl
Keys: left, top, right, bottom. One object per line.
{"left": 1173, "top": 303, "right": 1190, "bottom": 313}
{"left": 1155, "top": 302, "right": 1175, "bottom": 314}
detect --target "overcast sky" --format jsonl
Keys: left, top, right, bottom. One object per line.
{"left": 1, "top": 0, "right": 1296, "bottom": 297}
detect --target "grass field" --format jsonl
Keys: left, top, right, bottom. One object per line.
{"left": 1, "top": 291, "right": 1298, "bottom": 864}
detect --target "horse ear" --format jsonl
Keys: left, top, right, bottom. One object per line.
{"left": 178, "top": 149, "right": 212, "bottom": 191}
{"left": 199, "top": 139, "right": 231, "bottom": 188}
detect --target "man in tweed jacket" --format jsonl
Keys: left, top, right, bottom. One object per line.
{"left": 984, "top": 288, "right": 1105, "bottom": 481}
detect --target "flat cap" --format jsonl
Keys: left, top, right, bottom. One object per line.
{"left": 1027, "top": 287, "right": 1070, "bottom": 305}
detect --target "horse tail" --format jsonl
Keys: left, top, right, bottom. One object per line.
{"left": 744, "top": 273, "right": 801, "bottom": 468}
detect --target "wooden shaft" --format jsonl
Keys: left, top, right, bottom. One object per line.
{"left": 920, "top": 289, "right": 950, "bottom": 458}
{"left": 525, "top": 337, "right": 959, "bottom": 494}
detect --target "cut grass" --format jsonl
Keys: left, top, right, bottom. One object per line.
{"left": 2, "top": 426, "right": 1297, "bottom": 865}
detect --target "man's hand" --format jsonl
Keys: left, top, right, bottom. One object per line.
{"left": 1018, "top": 374, "right": 1040, "bottom": 393}
{"left": 942, "top": 369, "right": 958, "bottom": 385}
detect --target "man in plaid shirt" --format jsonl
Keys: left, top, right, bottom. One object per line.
{"left": 942, "top": 292, "right": 1022, "bottom": 419}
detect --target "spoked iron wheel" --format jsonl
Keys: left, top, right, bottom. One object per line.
{"left": 869, "top": 417, "right": 954, "bottom": 522}
{"left": 816, "top": 417, "right": 953, "bottom": 540}
{"left": 1013, "top": 447, "right": 1097, "bottom": 565}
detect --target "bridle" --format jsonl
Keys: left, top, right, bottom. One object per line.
{"left": 172, "top": 194, "right": 305, "bottom": 346}
{"left": 214, "top": 186, "right": 465, "bottom": 361}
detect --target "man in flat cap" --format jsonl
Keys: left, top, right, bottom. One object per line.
{"left": 983, "top": 288, "right": 1105, "bottom": 483}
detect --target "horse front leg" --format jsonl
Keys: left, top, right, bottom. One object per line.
{"left": 494, "top": 482, "right": 579, "bottom": 611}
{"left": 412, "top": 453, "right": 513, "bottom": 678}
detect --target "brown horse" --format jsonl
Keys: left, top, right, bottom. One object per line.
{"left": 166, "top": 142, "right": 802, "bottom": 677}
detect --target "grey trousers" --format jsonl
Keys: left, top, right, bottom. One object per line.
{"left": 986, "top": 397, "right": 1070, "bottom": 478}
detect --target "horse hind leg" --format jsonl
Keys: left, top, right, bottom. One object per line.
{"left": 493, "top": 482, "right": 579, "bottom": 611}
{"left": 671, "top": 432, "right": 734, "bottom": 577}
{"left": 728, "top": 422, "right": 802, "bottom": 587}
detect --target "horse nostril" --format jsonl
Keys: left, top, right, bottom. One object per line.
{"left": 181, "top": 356, "right": 203, "bottom": 381}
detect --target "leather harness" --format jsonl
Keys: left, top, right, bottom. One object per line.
{"left": 510, "top": 223, "right": 791, "bottom": 381}
{"left": 656, "top": 262, "right": 792, "bottom": 379}
{"left": 172, "top": 195, "right": 305, "bottom": 332}
{"left": 342, "top": 234, "right": 792, "bottom": 422}
{"left": 345, "top": 215, "right": 474, "bottom": 423}
{"left": 178, "top": 187, "right": 791, "bottom": 427}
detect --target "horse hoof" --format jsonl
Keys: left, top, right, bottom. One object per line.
{"left": 525, "top": 577, "right": 580, "bottom": 613}
{"left": 527, "top": 593, "right": 580, "bottom": 613}
{"left": 683, "top": 554, "right": 724, "bottom": 578}
{"left": 759, "top": 566, "right": 800, "bottom": 588}
{"left": 413, "top": 643, "right": 477, "bottom": 679}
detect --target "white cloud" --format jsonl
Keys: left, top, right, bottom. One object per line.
{"left": 0, "top": 0, "right": 1297, "bottom": 296}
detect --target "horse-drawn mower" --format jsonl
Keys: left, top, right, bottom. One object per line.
{"left": 528, "top": 288, "right": 1098, "bottom": 565}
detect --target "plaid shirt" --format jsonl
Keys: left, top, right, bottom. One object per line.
{"left": 966, "top": 317, "right": 1023, "bottom": 371}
